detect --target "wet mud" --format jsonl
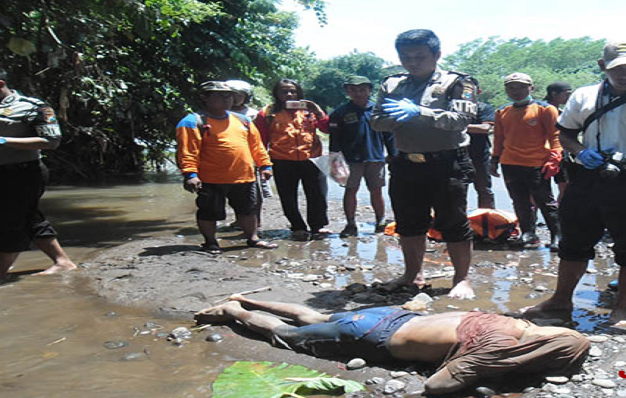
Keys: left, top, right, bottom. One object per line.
{"left": 2, "top": 177, "right": 626, "bottom": 397}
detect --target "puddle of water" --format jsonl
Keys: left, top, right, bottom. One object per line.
{"left": 0, "top": 275, "right": 228, "bottom": 398}
{"left": 1, "top": 173, "right": 620, "bottom": 397}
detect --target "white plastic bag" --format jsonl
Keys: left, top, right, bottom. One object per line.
{"left": 309, "top": 152, "right": 350, "bottom": 186}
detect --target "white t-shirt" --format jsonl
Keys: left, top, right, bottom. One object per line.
{"left": 558, "top": 82, "right": 626, "bottom": 153}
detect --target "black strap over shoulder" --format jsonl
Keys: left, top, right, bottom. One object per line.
{"left": 581, "top": 82, "right": 626, "bottom": 134}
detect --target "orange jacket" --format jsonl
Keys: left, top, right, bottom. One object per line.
{"left": 493, "top": 100, "right": 562, "bottom": 167}
{"left": 176, "top": 112, "right": 271, "bottom": 184}
{"left": 254, "top": 105, "right": 329, "bottom": 161}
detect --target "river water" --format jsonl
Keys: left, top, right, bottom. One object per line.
{"left": 0, "top": 173, "right": 618, "bottom": 397}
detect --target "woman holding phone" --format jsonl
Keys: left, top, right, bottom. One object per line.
{"left": 254, "top": 78, "right": 331, "bottom": 239}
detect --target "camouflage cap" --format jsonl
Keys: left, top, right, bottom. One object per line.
{"left": 199, "top": 81, "right": 235, "bottom": 92}
{"left": 344, "top": 75, "right": 373, "bottom": 88}
{"left": 504, "top": 72, "right": 533, "bottom": 86}
{"left": 603, "top": 41, "right": 626, "bottom": 70}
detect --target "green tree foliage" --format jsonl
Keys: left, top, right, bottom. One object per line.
{"left": 302, "top": 51, "right": 388, "bottom": 111}
{"left": 442, "top": 37, "right": 605, "bottom": 107}
{"left": 0, "top": 0, "right": 325, "bottom": 180}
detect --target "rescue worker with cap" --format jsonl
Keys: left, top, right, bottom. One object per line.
{"left": 225, "top": 79, "right": 258, "bottom": 120}
{"left": 490, "top": 72, "right": 562, "bottom": 252}
{"left": 522, "top": 41, "right": 626, "bottom": 324}
{"left": 371, "top": 29, "right": 478, "bottom": 299}
{"left": 0, "top": 67, "right": 77, "bottom": 281}
{"left": 329, "top": 75, "right": 396, "bottom": 237}
{"left": 176, "top": 81, "right": 277, "bottom": 254}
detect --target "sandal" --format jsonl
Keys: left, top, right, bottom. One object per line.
{"left": 246, "top": 239, "right": 278, "bottom": 249}
{"left": 201, "top": 241, "right": 222, "bottom": 255}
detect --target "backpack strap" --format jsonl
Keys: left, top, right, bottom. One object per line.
{"left": 193, "top": 112, "right": 210, "bottom": 138}
{"left": 581, "top": 80, "right": 626, "bottom": 134}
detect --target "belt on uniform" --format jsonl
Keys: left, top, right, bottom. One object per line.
{"left": 398, "top": 147, "right": 468, "bottom": 163}
{"left": 0, "top": 159, "right": 41, "bottom": 170}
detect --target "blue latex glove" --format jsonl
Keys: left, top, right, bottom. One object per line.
{"left": 576, "top": 148, "right": 605, "bottom": 169}
{"left": 382, "top": 98, "right": 421, "bottom": 122}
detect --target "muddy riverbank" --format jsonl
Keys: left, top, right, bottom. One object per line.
{"left": 79, "top": 188, "right": 626, "bottom": 397}
{"left": 3, "top": 175, "right": 625, "bottom": 398}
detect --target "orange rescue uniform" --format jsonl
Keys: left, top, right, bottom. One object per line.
{"left": 176, "top": 112, "right": 271, "bottom": 184}
{"left": 493, "top": 101, "right": 562, "bottom": 166}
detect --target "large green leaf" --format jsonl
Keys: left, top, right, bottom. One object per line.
{"left": 212, "top": 361, "right": 364, "bottom": 398}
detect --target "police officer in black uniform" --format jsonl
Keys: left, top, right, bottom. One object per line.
{"left": 371, "top": 29, "right": 478, "bottom": 299}
{"left": 0, "top": 68, "right": 76, "bottom": 280}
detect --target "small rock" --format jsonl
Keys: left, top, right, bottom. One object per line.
{"left": 345, "top": 283, "right": 367, "bottom": 293}
{"left": 103, "top": 341, "right": 129, "bottom": 349}
{"left": 156, "top": 332, "right": 169, "bottom": 338}
{"left": 302, "top": 274, "right": 320, "bottom": 282}
{"left": 120, "top": 352, "right": 144, "bottom": 361}
{"left": 592, "top": 379, "right": 616, "bottom": 388}
{"left": 522, "top": 386, "right": 535, "bottom": 393}
{"left": 534, "top": 285, "right": 549, "bottom": 292}
{"left": 589, "top": 346, "right": 603, "bottom": 357}
{"left": 571, "top": 374, "right": 584, "bottom": 382}
{"left": 545, "top": 376, "right": 569, "bottom": 384}
{"left": 346, "top": 358, "right": 366, "bottom": 370}
{"left": 365, "top": 377, "right": 386, "bottom": 385}
{"left": 475, "top": 386, "right": 496, "bottom": 396}
{"left": 389, "top": 371, "right": 408, "bottom": 378}
{"left": 383, "top": 379, "right": 406, "bottom": 394}
{"left": 169, "top": 327, "right": 192, "bottom": 340}
{"left": 446, "top": 305, "right": 460, "bottom": 310}
{"left": 103, "top": 311, "right": 118, "bottom": 317}
{"left": 319, "top": 283, "right": 332, "bottom": 289}
{"left": 552, "top": 387, "right": 571, "bottom": 394}
{"left": 616, "top": 389, "right": 626, "bottom": 397}
{"left": 615, "top": 361, "right": 626, "bottom": 368}
{"left": 344, "top": 264, "right": 358, "bottom": 271}
{"left": 587, "top": 335, "right": 609, "bottom": 343}
{"left": 205, "top": 333, "right": 223, "bottom": 342}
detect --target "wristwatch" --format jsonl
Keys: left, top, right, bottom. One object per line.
{"left": 0, "top": 137, "right": 6, "bottom": 145}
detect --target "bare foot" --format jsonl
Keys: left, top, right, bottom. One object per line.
{"left": 34, "top": 260, "right": 78, "bottom": 276}
{"left": 609, "top": 307, "right": 626, "bottom": 324}
{"left": 448, "top": 280, "right": 475, "bottom": 300}
{"left": 518, "top": 297, "right": 573, "bottom": 319}
{"left": 194, "top": 301, "right": 242, "bottom": 324}
{"left": 376, "top": 275, "right": 426, "bottom": 292}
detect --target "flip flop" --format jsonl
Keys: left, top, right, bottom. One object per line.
{"left": 246, "top": 239, "right": 278, "bottom": 249}
{"left": 201, "top": 241, "right": 222, "bottom": 255}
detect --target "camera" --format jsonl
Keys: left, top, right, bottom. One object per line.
{"left": 599, "top": 151, "right": 626, "bottom": 179}
{"left": 285, "top": 100, "right": 307, "bottom": 110}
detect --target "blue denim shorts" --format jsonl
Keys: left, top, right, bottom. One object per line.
{"left": 273, "top": 307, "right": 418, "bottom": 362}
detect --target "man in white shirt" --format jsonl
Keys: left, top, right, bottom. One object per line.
{"left": 523, "top": 41, "right": 626, "bottom": 324}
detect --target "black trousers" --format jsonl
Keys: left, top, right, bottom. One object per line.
{"left": 501, "top": 164, "right": 559, "bottom": 236}
{"left": 272, "top": 159, "right": 328, "bottom": 232}
{"left": 469, "top": 141, "right": 495, "bottom": 209}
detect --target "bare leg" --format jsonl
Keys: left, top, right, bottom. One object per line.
{"left": 387, "top": 234, "right": 426, "bottom": 288}
{"left": 447, "top": 240, "right": 475, "bottom": 299}
{"left": 195, "top": 301, "right": 287, "bottom": 339}
{"left": 237, "top": 214, "right": 259, "bottom": 242}
{"left": 33, "top": 238, "right": 77, "bottom": 275}
{"left": 522, "top": 259, "right": 586, "bottom": 315}
{"left": 369, "top": 186, "right": 385, "bottom": 226}
{"left": 343, "top": 187, "right": 359, "bottom": 226}
{"left": 197, "top": 219, "right": 218, "bottom": 245}
{"left": 610, "top": 267, "right": 626, "bottom": 323}
{"left": 229, "top": 294, "right": 331, "bottom": 325}
{"left": 0, "top": 252, "right": 19, "bottom": 280}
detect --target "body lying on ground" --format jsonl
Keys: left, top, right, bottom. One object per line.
{"left": 195, "top": 296, "right": 589, "bottom": 395}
